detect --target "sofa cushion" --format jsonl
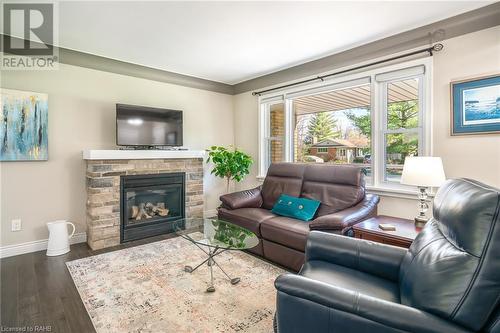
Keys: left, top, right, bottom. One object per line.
{"left": 301, "top": 260, "right": 400, "bottom": 304}
{"left": 301, "top": 164, "right": 365, "bottom": 216}
{"left": 271, "top": 194, "right": 320, "bottom": 221}
{"left": 218, "top": 207, "right": 276, "bottom": 237}
{"left": 261, "top": 216, "right": 310, "bottom": 252}
{"left": 262, "top": 239, "right": 305, "bottom": 272}
{"left": 261, "top": 163, "right": 306, "bottom": 209}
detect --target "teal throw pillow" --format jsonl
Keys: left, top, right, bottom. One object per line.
{"left": 271, "top": 194, "right": 320, "bottom": 222}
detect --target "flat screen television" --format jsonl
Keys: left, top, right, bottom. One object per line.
{"left": 116, "top": 104, "right": 183, "bottom": 147}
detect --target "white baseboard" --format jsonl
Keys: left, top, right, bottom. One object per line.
{"left": 0, "top": 232, "right": 87, "bottom": 259}
{"left": 204, "top": 209, "right": 218, "bottom": 218}
{"left": 1, "top": 212, "right": 218, "bottom": 259}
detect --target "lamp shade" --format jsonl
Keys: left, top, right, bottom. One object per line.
{"left": 400, "top": 156, "right": 446, "bottom": 187}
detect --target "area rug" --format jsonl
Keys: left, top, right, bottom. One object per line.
{"left": 66, "top": 234, "right": 284, "bottom": 333}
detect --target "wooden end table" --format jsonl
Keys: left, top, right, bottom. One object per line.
{"left": 352, "top": 215, "right": 421, "bottom": 248}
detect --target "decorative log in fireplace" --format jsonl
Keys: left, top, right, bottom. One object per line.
{"left": 131, "top": 202, "right": 169, "bottom": 220}
{"left": 120, "top": 173, "right": 185, "bottom": 242}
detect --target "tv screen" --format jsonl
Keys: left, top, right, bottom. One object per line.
{"left": 116, "top": 104, "right": 183, "bottom": 146}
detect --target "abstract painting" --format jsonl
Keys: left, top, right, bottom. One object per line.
{"left": 451, "top": 74, "right": 500, "bottom": 135}
{"left": 0, "top": 89, "right": 48, "bottom": 161}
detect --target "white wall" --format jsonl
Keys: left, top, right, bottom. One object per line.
{"left": 233, "top": 26, "right": 500, "bottom": 219}
{"left": 432, "top": 26, "right": 500, "bottom": 188}
{"left": 233, "top": 92, "right": 260, "bottom": 190}
{"left": 1, "top": 63, "right": 234, "bottom": 246}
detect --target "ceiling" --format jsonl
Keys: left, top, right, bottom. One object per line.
{"left": 6, "top": 1, "right": 493, "bottom": 84}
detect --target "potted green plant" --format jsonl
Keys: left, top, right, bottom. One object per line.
{"left": 206, "top": 145, "right": 253, "bottom": 193}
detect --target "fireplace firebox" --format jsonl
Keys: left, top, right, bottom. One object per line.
{"left": 120, "top": 173, "right": 185, "bottom": 242}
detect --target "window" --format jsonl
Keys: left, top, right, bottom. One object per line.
{"left": 259, "top": 58, "right": 431, "bottom": 192}
{"left": 291, "top": 80, "right": 372, "bottom": 183}
{"left": 381, "top": 78, "right": 422, "bottom": 183}
{"left": 268, "top": 103, "right": 285, "bottom": 164}
{"left": 261, "top": 101, "right": 285, "bottom": 169}
{"left": 375, "top": 64, "right": 429, "bottom": 189}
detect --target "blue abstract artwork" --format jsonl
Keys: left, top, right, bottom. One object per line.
{"left": 452, "top": 75, "right": 500, "bottom": 135}
{"left": 1, "top": 89, "right": 48, "bottom": 161}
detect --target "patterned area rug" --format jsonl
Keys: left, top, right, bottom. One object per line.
{"left": 66, "top": 234, "right": 284, "bottom": 333}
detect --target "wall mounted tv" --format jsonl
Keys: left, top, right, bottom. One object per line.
{"left": 116, "top": 104, "right": 183, "bottom": 147}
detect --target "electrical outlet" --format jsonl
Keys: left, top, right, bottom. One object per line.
{"left": 11, "top": 219, "right": 22, "bottom": 232}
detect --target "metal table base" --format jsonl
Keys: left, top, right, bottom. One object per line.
{"left": 183, "top": 240, "right": 240, "bottom": 292}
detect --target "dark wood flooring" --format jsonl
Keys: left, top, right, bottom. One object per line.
{"left": 0, "top": 232, "right": 185, "bottom": 333}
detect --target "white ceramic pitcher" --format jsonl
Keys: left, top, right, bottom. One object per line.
{"left": 46, "top": 220, "right": 76, "bottom": 256}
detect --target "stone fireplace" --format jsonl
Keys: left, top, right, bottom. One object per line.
{"left": 84, "top": 150, "right": 205, "bottom": 250}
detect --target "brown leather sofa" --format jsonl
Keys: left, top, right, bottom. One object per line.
{"left": 217, "top": 163, "right": 380, "bottom": 271}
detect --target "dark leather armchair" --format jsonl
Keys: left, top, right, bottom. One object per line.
{"left": 275, "top": 178, "right": 500, "bottom": 333}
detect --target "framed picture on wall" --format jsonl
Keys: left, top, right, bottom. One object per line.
{"left": 451, "top": 74, "right": 500, "bottom": 135}
{"left": 0, "top": 89, "right": 49, "bottom": 161}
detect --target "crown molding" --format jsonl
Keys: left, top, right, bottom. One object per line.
{"left": 0, "top": 34, "right": 235, "bottom": 95}
{"left": 233, "top": 2, "right": 500, "bottom": 94}
{"left": 1, "top": 3, "right": 499, "bottom": 96}
{"left": 59, "top": 47, "right": 235, "bottom": 95}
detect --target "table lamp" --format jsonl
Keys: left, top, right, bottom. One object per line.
{"left": 401, "top": 156, "right": 446, "bottom": 227}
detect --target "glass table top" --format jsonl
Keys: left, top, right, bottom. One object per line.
{"left": 173, "top": 218, "right": 259, "bottom": 250}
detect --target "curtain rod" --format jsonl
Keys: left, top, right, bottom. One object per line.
{"left": 252, "top": 43, "right": 444, "bottom": 96}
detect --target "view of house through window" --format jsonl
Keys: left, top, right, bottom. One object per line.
{"left": 292, "top": 83, "right": 372, "bottom": 182}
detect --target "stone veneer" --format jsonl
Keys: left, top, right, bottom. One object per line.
{"left": 85, "top": 158, "right": 204, "bottom": 250}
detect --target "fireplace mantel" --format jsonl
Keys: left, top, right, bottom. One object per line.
{"left": 82, "top": 149, "right": 206, "bottom": 160}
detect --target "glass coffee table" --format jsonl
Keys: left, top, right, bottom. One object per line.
{"left": 173, "top": 218, "right": 259, "bottom": 292}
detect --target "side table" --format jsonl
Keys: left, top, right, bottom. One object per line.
{"left": 352, "top": 215, "right": 421, "bottom": 248}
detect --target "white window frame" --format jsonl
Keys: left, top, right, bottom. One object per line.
{"left": 258, "top": 57, "right": 433, "bottom": 195}
{"left": 259, "top": 98, "right": 284, "bottom": 174}
{"left": 375, "top": 72, "right": 426, "bottom": 190}
{"left": 258, "top": 96, "right": 294, "bottom": 174}
{"left": 317, "top": 147, "right": 328, "bottom": 153}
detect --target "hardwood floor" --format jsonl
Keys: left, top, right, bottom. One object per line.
{"left": 0, "top": 232, "right": 183, "bottom": 333}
